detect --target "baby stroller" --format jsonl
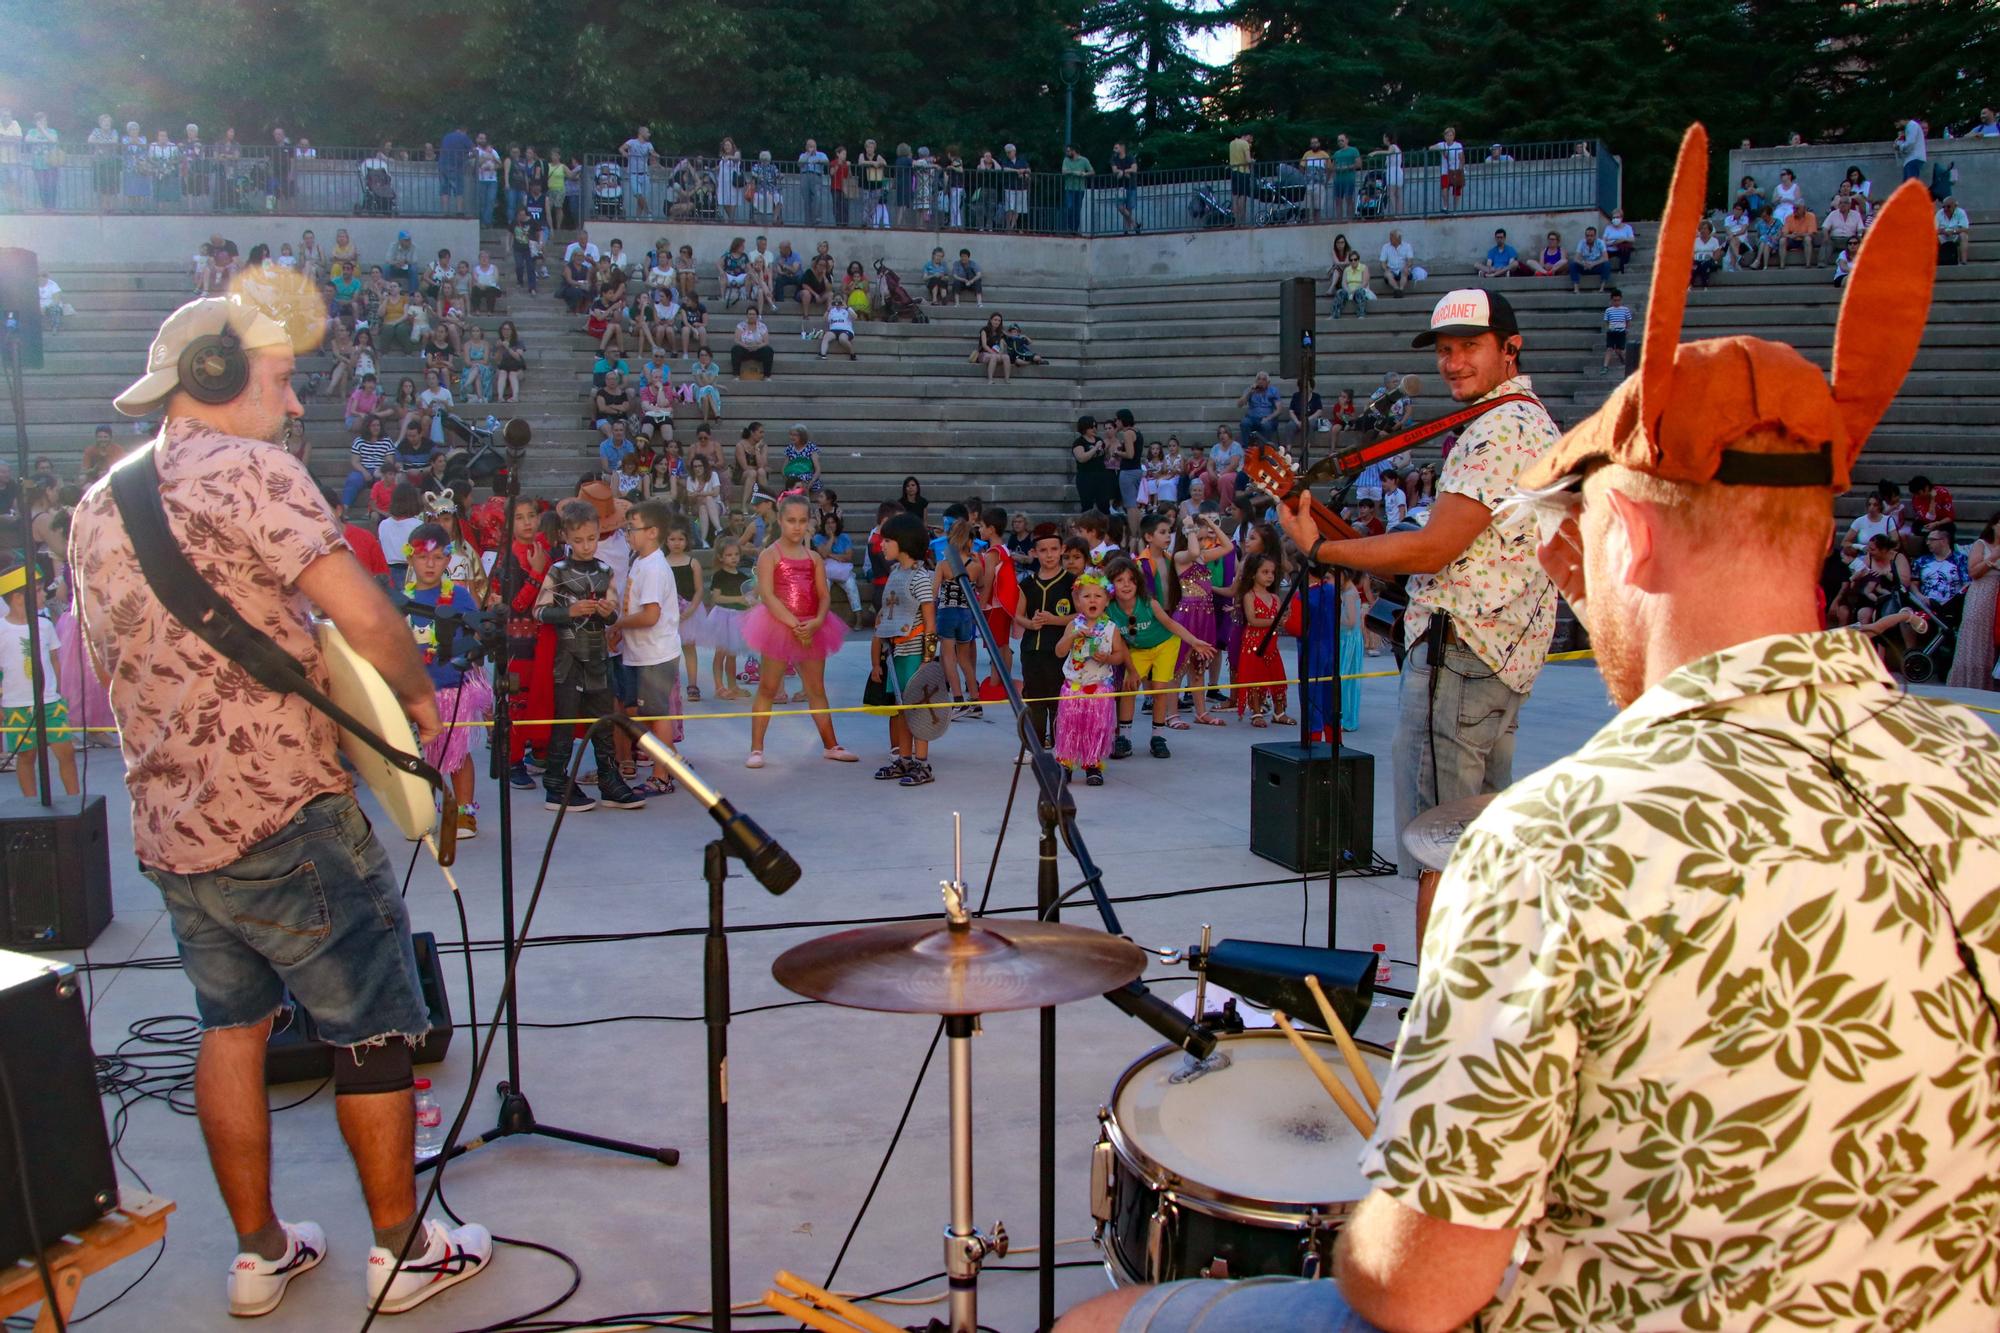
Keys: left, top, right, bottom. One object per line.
{"left": 361, "top": 164, "right": 397, "bottom": 216}
{"left": 1896, "top": 610, "right": 1957, "bottom": 683}
{"left": 1355, "top": 170, "right": 1387, "bottom": 219}
{"left": 1189, "top": 183, "right": 1235, "bottom": 228}
{"left": 873, "top": 260, "right": 929, "bottom": 324}
{"left": 1257, "top": 165, "right": 1310, "bottom": 225}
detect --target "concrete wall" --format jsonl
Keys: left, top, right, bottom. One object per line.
{"left": 0, "top": 213, "right": 482, "bottom": 266}
{"left": 1727, "top": 138, "right": 2000, "bottom": 213}
{"left": 1087, "top": 209, "right": 1605, "bottom": 281}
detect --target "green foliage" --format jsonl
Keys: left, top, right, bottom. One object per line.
{"left": 8, "top": 0, "right": 1996, "bottom": 211}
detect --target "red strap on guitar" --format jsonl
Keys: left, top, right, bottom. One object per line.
{"left": 1301, "top": 392, "right": 1540, "bottom": 488}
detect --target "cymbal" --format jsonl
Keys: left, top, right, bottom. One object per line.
{"left": 772, "top": 918, "right": 1147, "bottom": 1015}
{"left": 1401, "top": 793, "right": 1498, "bottom": 873}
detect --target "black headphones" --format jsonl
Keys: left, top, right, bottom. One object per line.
{"left": 178, "top": 329, "right": 248, "bottom": 405}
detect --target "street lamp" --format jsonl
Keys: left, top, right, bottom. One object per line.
{"left": 1060, "top": 46, "right": 1085, "bottom": 149}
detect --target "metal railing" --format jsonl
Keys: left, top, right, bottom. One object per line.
{"left": 0, "top": 139, "right": 1618, "bottom": 232}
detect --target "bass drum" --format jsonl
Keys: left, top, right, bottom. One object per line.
{"left": 1090, "top": 1029, "right": 1392, "bottom": 1285}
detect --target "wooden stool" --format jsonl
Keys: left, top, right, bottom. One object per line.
{"left": 0, "top": 1191, "right": 174, "bottom": 1332}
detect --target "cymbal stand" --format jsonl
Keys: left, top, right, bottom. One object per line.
{"left": 940, "top": 860, "right": 1007, "bottom": 1333}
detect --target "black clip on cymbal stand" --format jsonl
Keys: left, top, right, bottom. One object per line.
{"left": 422, "top": 419, "right": 678, "bottom": 1174}
{"left": 941, "top": 545, "right": 1216, "bottom": 1330}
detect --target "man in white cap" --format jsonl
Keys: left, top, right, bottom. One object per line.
{"left": 1276, "top": 287, "right": 1560, "bottom": 942}
{"left": 68, "top": 296, "right": 492, "bottom": 1317}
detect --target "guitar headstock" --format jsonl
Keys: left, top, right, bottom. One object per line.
{"left": 1243, "top": 443, "right": 1300, "bottom": 500}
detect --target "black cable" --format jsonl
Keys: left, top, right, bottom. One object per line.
{"left": 820, "top": 730, "right": 1028, "bottom": 1295}
{"left": 0, "top": 1044, "right": 66, "bottom": 1332}
{"left": 357, "top": 726, "right": 593, "bottom": 1333}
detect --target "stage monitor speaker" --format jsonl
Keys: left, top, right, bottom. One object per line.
{"left": 265, "top": 930, "right": 455, "bottom": 1084}
{"left": 0, "top": 794, "right": 113, "bottom": 952}
{"left": 0, "top": 950, "right": 118, "bottom": 1270}
{"left": 1278, "top": 276, "right": 1315, "bottom": 380}
{"left": 1249, "top": 742, "right": 1374, "bottom": 873}
{"left": 0, "top": 248, "right": 43, "bottom": 372}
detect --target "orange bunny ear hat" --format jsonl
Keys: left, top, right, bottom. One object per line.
{"left": 1522, "top": 123, "right": 1938, "bottom": 493}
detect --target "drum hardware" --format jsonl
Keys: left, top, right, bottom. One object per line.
{"left": 774, "top": 814, "right": 1145, "bottom": 1333}
{"left": 1093, "top": 1030, "right": 1392, "bottom": 1287}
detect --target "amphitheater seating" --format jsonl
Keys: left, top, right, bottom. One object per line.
{"left": 12, "top": 212, "right": 1998, "bottom": 525}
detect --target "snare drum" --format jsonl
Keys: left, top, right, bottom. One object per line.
{"left": 1090, "top": 1029, "right": 1392, "bottom": 1284}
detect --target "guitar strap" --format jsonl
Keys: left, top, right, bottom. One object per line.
{"left": 1297, "top": 392, "right": 1539, "bottom": 491}
{"left": 108, "top": 445, "right": 445, "bottom": 790}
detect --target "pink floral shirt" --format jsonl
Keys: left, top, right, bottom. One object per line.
{"left": 1403, "top": 375, "right": 1560, "bottom": 693}
{"left": 70, "top": 418, "right": 351, "bottom": 874}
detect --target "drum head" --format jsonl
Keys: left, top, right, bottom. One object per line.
{"left": 1112, "top": 1031, "right": 1390, "bottom": 1207}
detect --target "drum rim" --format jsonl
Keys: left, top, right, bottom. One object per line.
{"left": 1099, "top": 1029, "right": 1393, "bottom": 1224}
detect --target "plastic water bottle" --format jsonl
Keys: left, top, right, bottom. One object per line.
{"left": 1371, "top": 943, "right": 1395, "bottom": 1009}
{"left": 413, "top": 1079, "right": 445, "bottom": 1161}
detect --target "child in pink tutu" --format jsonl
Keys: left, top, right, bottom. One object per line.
{"left": 742, "top": 494, "right": 856, "bottom": 767}
{"left": 1055, "top": 570, "right": 1124, "bottom": 786}
{"left": 402, "top": 523, "right": 494, "bottom": 835}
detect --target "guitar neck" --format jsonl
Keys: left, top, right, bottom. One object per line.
{"left": 1305, "top": 495, "right": 1363, "bottom": 544}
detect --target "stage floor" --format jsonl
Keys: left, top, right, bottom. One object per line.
{"left": 47, "top": 644, "right": 2000, "bottom": 1332}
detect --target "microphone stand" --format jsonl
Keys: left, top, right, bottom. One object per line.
{"left": 1, "top": 324, "right": 50, "bottom": 806}
{"left": 939, "top": 545, "right": 1213, "bottom": 1330}
{"left": 420, "top": 423, "right": 678, "bottom": 1175}
{"left": 616, "top": 717, "right": 799, "bottom": 1333}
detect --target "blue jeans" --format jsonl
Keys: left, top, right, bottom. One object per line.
{"left": 1120, "top": 1278, "right": 1384, "bottom": 1332}
{"left": 145, "top": 793, "right": 430, "bottom": 1047}
{"left": 1391, "top": 630, "right": 1526, "bottom": 877}
{"left": 477, "top": 179, "right": 498, "bottom": 224}
{"left": 341, "top": 469, "right": 373, "bottom": 508}
{"left": 506, "top": 186, "right": 525, "bottom": 224}
{"left": 1902, "top": 159, "right": 1927, "bottom": 182}
{"left": 1064, "top": 191, "right": 1084, "bottom": 233}
{"left": 1567, "top": 259, "right": 1610, "bottom": 287}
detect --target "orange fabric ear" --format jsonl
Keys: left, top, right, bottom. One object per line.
{"left": 1831, "top": 179, "right": 1938, "bottom": 463}
{"left": 1637, "top": 124, "right": 1710, "bottom": 464}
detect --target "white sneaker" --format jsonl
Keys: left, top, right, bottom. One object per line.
{"left": 365, "top": 1219, "right": 492, "bottom": 1315}
{"left": 228, "top": 1220, "right": 326, "bottom": 1317}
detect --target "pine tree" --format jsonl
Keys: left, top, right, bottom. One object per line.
{"left": 1084, "top": 0, "right": 1226, "bottom": 149}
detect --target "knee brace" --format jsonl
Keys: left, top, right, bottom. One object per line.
{"left": 332, "top": 1039, "right": 415, "bottom": 1096}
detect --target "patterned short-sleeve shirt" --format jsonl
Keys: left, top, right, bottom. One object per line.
{"left": 1403, "top": 375, "right": 1560, "bottom": 693}
{"left": 1361, "top": 630, "right": 2000, "bottom": 1331}
{"left": 70, "top": 419, "right": 352, "bottom": 875}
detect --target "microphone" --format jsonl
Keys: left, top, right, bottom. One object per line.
{"left": 1366, "top": 374, "right": 1424, "bottom": 421}
{"left": 612, "top": 716, "right": 800, "bottom": 894}
{"left": 503, "top": 417, "right": 532, "bottom": 450}
{"left": 1106, "top": 979, "right": 1218, "bottom": 1060}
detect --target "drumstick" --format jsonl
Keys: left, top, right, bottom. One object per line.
{"left": 1273, "top": 1010, "right": 1375, "bottom": 1138}
{"left": 774, "top": 1272, "right": 905, "bottom": 1333}
{"left": 763, "top": 1289, "right": 866, "bottom": 1333}
{"left": 1305, "top": 974, "right": 1381, "bottom": 1113}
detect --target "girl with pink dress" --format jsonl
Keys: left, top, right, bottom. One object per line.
{"left": 741, "top": 494, "right": 856, "bottom": 767}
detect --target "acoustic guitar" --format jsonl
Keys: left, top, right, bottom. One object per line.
{"left": 1243, "top": 444, "right": 1364, "bottom": 546}
{"left": 315, "top": 622, "right": 442, "bottom": 844}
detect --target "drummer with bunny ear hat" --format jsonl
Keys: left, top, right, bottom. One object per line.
{"left": 1064, "top": 125, "right": 2000, "bottom": 1333}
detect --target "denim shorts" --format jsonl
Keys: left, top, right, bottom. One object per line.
{"left": 609, "top": 653, "right": 638, "bottom": 706}
{"left": 935, "top": 606, "right": 977, "bottom": 643}
{"left": 1119, "top": 1278, "right": 1382, "bottom": 1332}
{"left": 145, "top": 792, "right": 431, "bottom": 1048}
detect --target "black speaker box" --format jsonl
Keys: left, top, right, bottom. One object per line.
{"left": 1277, "top": 276, "right": 1315, "bottom": 380}
{"left": 0, "top": 794, "right": 113, "bottom": 952}
{"left": 265, "top": 931, "right": 455, "bottom": 1084}
{"left": 0, "top": 247, "right": 43, "bottom": 372}
{"left": 0, "top": 950, "right": 118, "bottom": 1269}
{"left": 1249, "top": 742, "right": 1375, "bottom": 873}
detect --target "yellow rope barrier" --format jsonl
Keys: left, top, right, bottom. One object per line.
{"left": 12, "top": 650, "right": 1605, "bottom": 733}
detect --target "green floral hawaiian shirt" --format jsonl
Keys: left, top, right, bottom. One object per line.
{"left": 1360, "top": 630, "right": 2000, "bottom": 1331}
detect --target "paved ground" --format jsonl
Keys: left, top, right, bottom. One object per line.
{"left": 41, "top": 638, "right": 2000, "bottom": 1332}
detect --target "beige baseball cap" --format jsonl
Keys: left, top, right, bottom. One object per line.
{"left": 113, "top": 295, "right": 292, "bottom": 418}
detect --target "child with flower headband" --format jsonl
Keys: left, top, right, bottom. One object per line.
{"left": 423, "top": 487, "right": 489, "bottom": 606}
{"left": 1055, "top": 569, "right": 1124, "bottom": 786}
{"left": 402, "top": 522, "right": 494, "bottom": 835}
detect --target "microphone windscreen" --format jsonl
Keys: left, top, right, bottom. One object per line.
{"left": 1400, "top": 374, "right": 1423, "bottom": 399}
{"left": 503, "top": 417, "right": 532, "bottom": 449}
